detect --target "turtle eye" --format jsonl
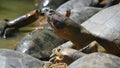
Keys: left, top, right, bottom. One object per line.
{"left": 53, "top": 19, "right": 65, "bottom": 29}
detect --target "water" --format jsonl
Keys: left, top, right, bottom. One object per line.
{"left": 0, "top": 0, "right": 36, "bottom": 49}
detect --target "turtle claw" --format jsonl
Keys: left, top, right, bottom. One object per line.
{"left": 50, "top": 52, "right": 56, "bottom": 58}
{"left": 2, "top": 28, "right": 17, "bottom": 39}
{"left": 49, "top": 48, "right": 63, "bottom": 62}
{"left": 2, "top": 28, "right": 10, "bottom": 39}
{"left": 3, "top": 29, "right": 8, "bottom": 39}
{"left": 0, "top": 20, "right": 8, "bottom": 36}
{"left": 49, "top": 56, "right": 56, "bottom": 62}
{"left": 3, "top": 33, "right": 7, "bottom": 39}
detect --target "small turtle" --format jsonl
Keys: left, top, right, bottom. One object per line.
{"left": 46, "top": 4, "right": 120, "bottom": 56}
{"left": 0, "top": 49, "right": 44, "bottom": 68}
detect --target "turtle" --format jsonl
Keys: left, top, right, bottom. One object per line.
{"left": 0, "top": 49, "right": 44, "bottom": 68}
{"left": 14, "top": 0, "right": 102, "bottom": 60}
{"left": 46, "top": 4, "right": 120, "bottom": 56}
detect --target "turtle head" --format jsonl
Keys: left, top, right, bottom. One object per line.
{"left": 46, "top": 10, "right": 81, "bottom": 40}
{"left": 46, "top": 10, "right": 66, "bottom": 29}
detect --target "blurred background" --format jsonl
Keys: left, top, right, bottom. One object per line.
{"left": 0, "top": 0, "right": 38, "bottom": 49}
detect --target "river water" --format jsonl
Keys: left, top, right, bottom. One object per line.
{"left": 0, "top": 0, "right": 36, "bottom": 49}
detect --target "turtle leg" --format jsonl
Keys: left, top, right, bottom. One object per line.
{"left": 3, "top": 28, "right": 17, "bottom": 39}
{"left": 80, "top": 41, "right": 106, "bottom": 54}
{"left": 49, "top": 41, "right": 76, "bottom": 63}
{"left": 49, "top": 41, "right": 75, "bottom": 62}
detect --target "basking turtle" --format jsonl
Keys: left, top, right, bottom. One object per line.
{"left": 15, "top": 0, "right": 102, "bottom": 60}
{"left": 0, "top": 49, "right": 44, "bottom": 68}
{"left": 15, "top": 7, "right": 101, "bottom": 60}
{"left": 46, "top": 4, "right": 120, "bottom": 56}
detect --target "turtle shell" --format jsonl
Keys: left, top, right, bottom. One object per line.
{"left": 68, "top": 52, "right": 120, "bottom": 68}
{"left": 15, "top": 29, "right": 66, "bottom": 60}
{"left": 0, "top": 49, "right": 44, "bottom": 68}
{"left": 82, "top": 4, "right": 120, "bottom": 45}
{"left": 56, "top": 0, "right": 99, "bottom": 14}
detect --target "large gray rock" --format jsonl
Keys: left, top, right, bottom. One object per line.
{"left": 0, "top": 49, "right": 44, "bottom": 68}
